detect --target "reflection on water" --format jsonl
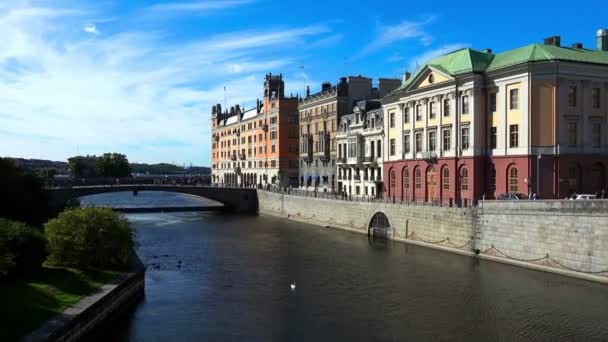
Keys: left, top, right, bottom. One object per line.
{"left": 90, "top": 192, "right": 608, "bottom": 341}
{"left": 79, "top": 191, "right": 221, "bottom": 208}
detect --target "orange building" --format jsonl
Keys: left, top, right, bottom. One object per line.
{"left": 211, "top": 73, "right": 300, "bottom": 187}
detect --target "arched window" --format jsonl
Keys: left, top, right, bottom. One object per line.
{"left": 390, "top": 169, "right": 396, "bottom": 188}
{"left": 442, "top": 168, "right": 449, "bottom": 190}
{"left": 403, "top": 167, "right": 410, "bottom": 189}
{"left": 415, "top": 168, "right": 422, "bottom": 189}
{"left": 460, "top": 167, "right": 469, "bottom": 191}
{"left": 489, "top": 168, "right": 496, "bottom": 194}
{"left": 509, "top": 167, "right": 518, "bottom": 192}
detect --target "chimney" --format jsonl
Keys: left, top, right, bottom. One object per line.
{"left": 544, "top": 35, "right": 561, "bottom": 47}
{"left": 322, "top": 82, "right": 331, "bottom": 91}
{"left": 483, "top": 48, "right": 492, "bottom": 54}
{"left": 597, "top": 29, "right": 608, "bottom": 51}
{"left": 402, "top": 71, "right": 411, "bottom": 84}
{"left": 572, "top": 43, "right": 584, "bottom": 49}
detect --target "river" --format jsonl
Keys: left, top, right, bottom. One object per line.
{"left": 84, "top": 191, "right": 608, "bottom": 341}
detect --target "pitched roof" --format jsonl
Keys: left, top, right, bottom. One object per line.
{"left": 487, "top": 43, "right": 608, "bottom": 71}
{"left": 388, "top": 43, "right": 608, "bottom": 97}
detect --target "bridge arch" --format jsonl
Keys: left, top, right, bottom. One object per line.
{"left": 48, "top": 185, "right": 259, "bottom": 214}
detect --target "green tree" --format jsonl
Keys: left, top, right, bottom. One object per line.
{"left": 95, "top": 153, "right": 130, "bottom": 178}
{"left": 45, "top": 207, "right": 134, "bottom": 269}
{"left": 68, "top": 156, "right": 98, "bottom": 178}
{"left": 0, "top": 158, "right": 50, "bottom": 225}
{"left": 0, "top": 219, "right": 46, "bottom": 275}
{"left": 0, "top": 228, "right": 15, "bottom": 276}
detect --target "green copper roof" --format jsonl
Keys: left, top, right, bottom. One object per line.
{"left": 388, "top": 43, "right": 608, "bottom": 97}
{"left": 487, "top": 43, "right": 608, "bottom": 71}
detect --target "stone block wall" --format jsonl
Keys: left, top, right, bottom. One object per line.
{"left": 258, "top": 190, "right": 608, "bottom": 282}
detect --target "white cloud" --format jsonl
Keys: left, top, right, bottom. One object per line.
{"left": 145, "top": 0, "right": 255, "bottom": 13}
{"left": 407, "top": 43, "right": 470, "bottom": 71}
{"left": 354, "top": 16, "right": 435, "bottom": 59}
{"left": 83, "top": 24, "right": 99, "bottom": 35}
{"left": 0, "top": 2, "right": 331, "bottom": 165}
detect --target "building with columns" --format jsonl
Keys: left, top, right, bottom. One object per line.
{"left": 211, "top": 73, "right": 300, "bottom": 187}
{"left": 336, "top": 100, "right": 385, "bottom": 198}
{"left": 382, "top": 30, "right": 608, "bottom": 203}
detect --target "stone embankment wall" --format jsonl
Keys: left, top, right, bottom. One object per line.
{"left": 24, "top": 254, "right": 146, "bottom": 342}
{"left": 258, "top": 190, "right": 608, "bottom": 283}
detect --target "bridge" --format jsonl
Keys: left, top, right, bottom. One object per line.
{"left": 47, "top": 185, "right": 259, "bottom": 214}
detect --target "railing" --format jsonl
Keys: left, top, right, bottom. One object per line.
{"left": 363, "top": 126, "right": 382, "bottom": 133}
{"left": 336, "top": 157, "right": 346, "bottom": 164}
{"left": 363, "top": 156, "right": 375, "bottom": 163}
{"left": 230, "top": 155, "right": 237, "bottom": 161}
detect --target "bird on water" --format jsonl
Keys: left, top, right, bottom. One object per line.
{"left": 290, "top": 282, "right": 296, "bottom": 291}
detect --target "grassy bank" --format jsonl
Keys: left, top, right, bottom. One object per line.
{"left": 0, "top": 266, "right": 121, "bottom": 341}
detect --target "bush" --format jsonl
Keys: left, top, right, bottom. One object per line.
{"left": 0, "top": 228, "right": 15, "bottom": 276}
{"left": 0, "top": 219, "right": 47, "bottom": 275}
{"left": 45, "top": 207, "right": 134, "bottom": 269}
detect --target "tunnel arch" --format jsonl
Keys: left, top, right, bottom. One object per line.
{"left": 368, "top": 211, "right": 391, "bottom": 238}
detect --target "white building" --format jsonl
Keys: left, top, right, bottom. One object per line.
{"left": 336, "top": 100, "right": 384, "bottom": 198}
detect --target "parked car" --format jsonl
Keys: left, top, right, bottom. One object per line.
{"left": 570, "top": 194, "right": 596, "bottom": 200}
{"left": 496, "top": 192, "right": 528, "bottom": 200}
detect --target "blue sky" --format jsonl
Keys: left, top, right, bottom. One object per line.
{"left": 1, "top": 0, "right": 607, "bottom": 166}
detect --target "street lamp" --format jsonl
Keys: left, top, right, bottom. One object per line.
{"left": 536, "top": 154, "right": 542, "bottom": 196}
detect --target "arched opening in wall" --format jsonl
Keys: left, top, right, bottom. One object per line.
{"left": 488, "top": 167, "right": 496, "bottom": 198}
{"left": 426, "top": 166, "right": 437, "bottom": 203}
{"left": 389, "top": 168, "right": 396, "bottom": 199}
{"left": 567, "top": 163, "right": 581, "bottom": 196}
{"left": 441, "top": 166, "right": 449, "bottom": 202}
{"left": 414, "top": 167, "right": 421, "bottom": 201}
{"left": 368, "top": 212, "right": 391, "bottom": 239}
{"left": 508, "top": 166, "right": 519, "bottom": 193}
{"left": 402, "top": 167, "right": 409, "bottom": 202}
{"left": 591, "top": 163, "right": 606, "bottom": 192}
{"left": 458, "top": 166, "right": 468, "bottom": 203}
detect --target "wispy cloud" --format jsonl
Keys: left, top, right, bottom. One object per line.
{"left": 83, "top": 24, "right": 99, "bottom": 35}
{"left": 407, "top": 43, "right": 470, "bottom": 71}
{"left": 354, "top": 16, "right": 435, "bottom": 59}
{"left": 0, "top": 2, "right": 331, "bottom": 164}
{"left": 145, "top": 0, "right": 255, "bottom": 13}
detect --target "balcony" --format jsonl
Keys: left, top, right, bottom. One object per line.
{"left": 230, "top": 154, "right": 237, "bottom": 161}
{"left": 353, "top": 174, "right": 361, "bottom": 182}
{"left": 336, "top": 157, "right": 346, "bottom": 164}
{"left": 239, "top": 153, "right": 246, "bottom": 160}
{"left": 420, "top": 151, "right": 438, "bottom": 163}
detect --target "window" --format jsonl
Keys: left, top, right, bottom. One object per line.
{"left": 415, "top": 132, "right": 423, "bottom": 152}
{"left": 461, "top": 127, "right": 470, "bottom": 150}
{"left": 416, "top": 105, "right": 422, "bottom": 121}
{"left": 442, "top": 168, "right": 449, "bottom": 190}
{"left": 442, "top": 129, "right": 451, "bottom": 151}
{"left": 377, "top": 140, "right": 382, "bottom": 158}
{"left": 428, "top": 131, "right": 436, "bottom": 151}
{"left": 593, "top": 88, "right": 601, "bottom": 109}
{"left": 429, "top": 102, "right": 436, "bottom": 119}
{"left": 271, "top": 145, "right": 276, "bottom": 153}
{"left": 489, "top": 168, "right": 496, "bottom": 194}
{"left": 460, "top": 167, "right": 468, "bottom": 191}
{"left": 462, "top": 96, "right": 469, "bottom": 114}
{"left": 403, "top": 168, "right": 409, "bottom": 189}
{"left": 490, "top": 126, "right": 497, "bottom": 149}
{"left": 443, "top": 98, "right": 450, "bottom": 117}
{"left": 404, "top": 107, "right": 410, "bottom": 123}
{"left": 415, "top": 168, "right": 422, "bottom": 189}
{"left": 568, "top": 122, "right": 577, "bottom": 147}
{"left": 404, "top": 134, "right": 410, "bottom": 154}
{"left": 593, "top": 123, "right": 601, "bottom": 147}
{"left": 390, "top": 112, "right": 395, "bottom": 128}
{"left": 568, "top": 86, "right": 577, "bottom": 107}
{"left": 509, "top": 88, "right": 519, "bottom": 110}
{"left": 390, "top": 170, "right": 396, "bottom": 188}
{"left": 509, "top": 167, "right": 518, "bottom": 192}
{"left": 509, "top": 124, "right": 519, "bottom": 148}
{"left": 489, "top": 92, "right": 497, "bottom": 112}
{"left": 271, "top": 160, "right": 276, "bottom": 168}
{"left": 390, "top": 139, "right": 396, "bottom": 156}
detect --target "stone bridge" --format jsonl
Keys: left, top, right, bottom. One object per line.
{"left": 47, "top": 185, "right": 259, "bottom": 214}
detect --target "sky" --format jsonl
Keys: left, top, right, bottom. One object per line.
{"left": 1, "top": 0, "right": 607, "bottom": 166}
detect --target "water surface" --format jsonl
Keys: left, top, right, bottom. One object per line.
{"left": 86, "top": 192, "right": 608, "bottom": 341}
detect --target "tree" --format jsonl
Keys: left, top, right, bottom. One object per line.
{"left": 45, "top": 207, "right": 134, "bottom": 269}
{"left": 0, "top": 228, "right": 15, "bottom": 276}
{"left": 0, "top": 158, "right": 51, "bottom": 225}
{"left": 0, "top": 219, "right": 46, "bottom": 275}
{"left": 68, "top": 155, "right": 97, "bottom": 178}
{"left": 95, "top": 153, "right": 130, "bottom": 178}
